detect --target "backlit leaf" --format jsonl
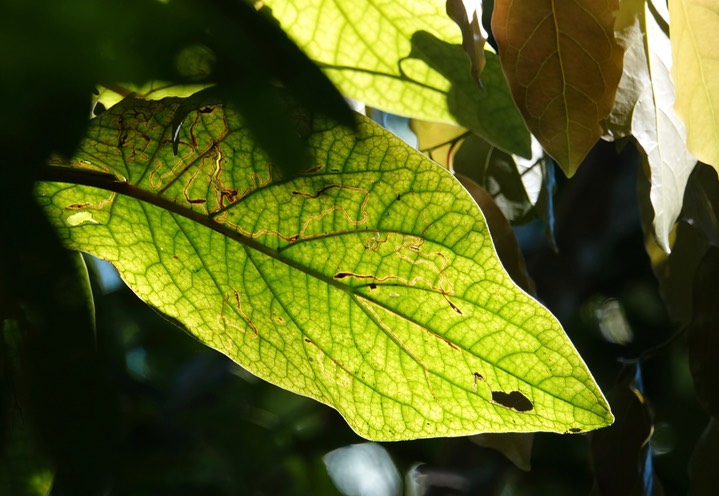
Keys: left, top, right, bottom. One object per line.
{"left": 412, "top": 120, "right": 553, "bottom": 230}
{"left": 263, "top": 0, "right": 532, "bottom": 157}
{"left": 609, "top": 0, "right": 696, "bottom": 252}
{"left": 455, "top": 173, "right": 536, "bottom": 296}
{"left": 670, "top": 0, "right": 719, "bottom": 170}
{"left": 491, "top": 0, "right": 624, "bottom": 174}
{"left": 36, "top": 96, "right": 612, "bottom": 440}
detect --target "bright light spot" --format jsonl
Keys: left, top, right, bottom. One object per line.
{"left": 86, "top": 255, "right": 125, "bottom": 293}
{"left": 323, "top": 443, "right": 401, "bottom": 496}
{"left": 595, "top": 298, "right": 633, "bottom": 345}
{"left": 514, "top": 135, "right": 545, "bottom": 205}
{"left": 66, "top": 211, "right": 98, "bottom": 226}
{"left": 461, "top": 0, "right": 488, "bottom": 39}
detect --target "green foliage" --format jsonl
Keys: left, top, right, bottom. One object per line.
{"left": 263, "top": 0, "right": 532, "bottom": 157}
{"left": 38, "top": 96, "right": 611, "bottom": 439}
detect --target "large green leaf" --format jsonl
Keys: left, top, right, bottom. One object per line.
{"left": 262, "top": 0, "right": 532, "bottom": 158}
{"left": 36, "top": 96, "right": 612, "bottom": 440}
{"left": 608, "top": 0, "right": 696, "bottom": 252}
{"left": 670, "top": 0, "right": 719, "bottom": 170}
{"left": 491, "top": 0, "right": 624, "bottom": 174}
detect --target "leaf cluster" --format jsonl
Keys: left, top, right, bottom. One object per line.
{"left": 1, "top": 0, "right": 719, "bottom": 494}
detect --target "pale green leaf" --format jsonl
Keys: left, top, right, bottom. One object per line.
{"left": 37, "top": 96, "right": 612, "bottom": 440}
{"left": 609, "top": 0, "right": 696, "bottom": 252}
{"left": 262, "top": 0, "right": 531, "bottom": 157}
{"left": 670, "top": 0, "right": 719, "bottom": 170}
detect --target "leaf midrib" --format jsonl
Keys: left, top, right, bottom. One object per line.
{"left": 38, "top": 165, "right": 608, "bottom": 423}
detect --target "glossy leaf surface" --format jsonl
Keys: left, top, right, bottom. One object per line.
{"left": 36, "top": 96, "right": 612, "bottom": 440}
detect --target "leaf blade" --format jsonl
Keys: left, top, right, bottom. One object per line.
{"left": 37, "top": 96, "right": 612, "bottom": 440}
{"left": 609, "top": 0, "right": 696, "bottom": 252}
{"left": 263, "top": 0, "right": 532, "bottom": 157}
{"left": 670, "top": 0, "right": 719, "bottom": 170}
{"left": 491, "top": 0, "right": 624, "bottom": 174}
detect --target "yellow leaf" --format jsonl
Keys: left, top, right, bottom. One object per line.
{"left": 670, "top": 0, "right": 719, "bottom": 170}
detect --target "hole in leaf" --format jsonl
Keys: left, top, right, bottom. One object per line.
{"left": 491, "top": 391, "right": 533, "bottom": 412}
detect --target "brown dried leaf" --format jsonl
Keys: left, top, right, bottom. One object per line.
{"left": 491, "top": 0, "right": 624, "bottom": 174}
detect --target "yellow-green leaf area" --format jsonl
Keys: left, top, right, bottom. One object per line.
{"left": 492, "top": 0, "right": 623, "bottom": 174}
{"left": 36, "top": 97, "right": 612, "bottom": 440}
{"left": 263, "top": 0, "right": 532, "bottom": 158}
{"left": 670, "top": 0, "right": 719, "bottom": 170}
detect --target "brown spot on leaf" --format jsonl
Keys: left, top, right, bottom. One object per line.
{"left": 291, "top": 185, "right": 339, "bottom": 198}
{"left": 449, "top": 299, "right": 463, "bottom": 315}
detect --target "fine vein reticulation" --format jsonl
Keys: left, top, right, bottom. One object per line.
{"left": 36, "top": 96, "right": 612, "bottom": 440}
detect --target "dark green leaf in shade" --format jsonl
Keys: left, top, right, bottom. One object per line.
{"left": 0, "top": 320, "right": 53, "bottom": 496}
{"left": 470, "top": 431, "right": 534, "bottom": 471}
{"left": 639, "top": 163, "right": 719, "bottom": 326}
{"left": 589, "top": 365, "right": 655, "bottom": 496}
{"left": 455, "top": 174, "right": 535, "bottom": 294}
{"left": 407, "top": 32, "right": 531, "bottom": 158}
{"left": 687, "top": 247, "right": 719, "bottom": 416}
{"left": 689, "top": 417, "right": 719, "bottom": 495}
